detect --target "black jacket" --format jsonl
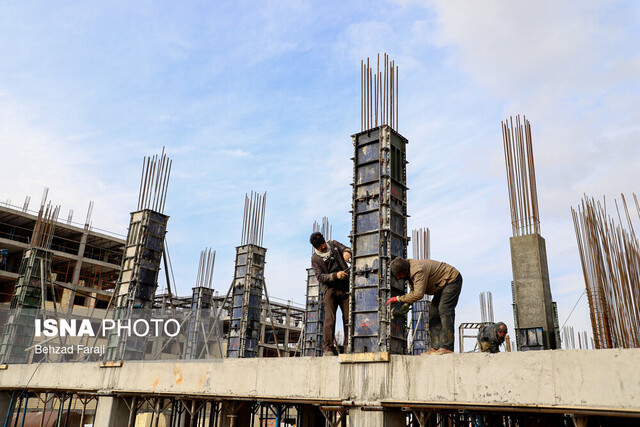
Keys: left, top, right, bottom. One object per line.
{"left": 477, "top": 323, "right": 506, "bottom": 353}
{"left": 310, "top": 240, "right": 351, "bottom": 290}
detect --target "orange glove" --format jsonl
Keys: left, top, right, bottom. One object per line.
{"left": 386, "top": 296, "right": 398, "bottom": 306}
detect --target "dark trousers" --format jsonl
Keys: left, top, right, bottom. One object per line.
{"left": 428, "top": 274, "right": 462, "bottom": 351}
{"left": 322, "top": 286, "right": 349, "bottom": 353}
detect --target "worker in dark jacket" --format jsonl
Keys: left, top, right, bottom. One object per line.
{"left": 310, "top": 232, "right": 352, "bottom": 356}
{"left": 387, "top": 257, "right": 462, "bottom": 355}
{"left": 477, "top": 322, "right": 507, "bottom": 353}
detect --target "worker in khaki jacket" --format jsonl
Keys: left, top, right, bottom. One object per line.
{"left": 386, "top": 257, "right": 462, "bottom": 355}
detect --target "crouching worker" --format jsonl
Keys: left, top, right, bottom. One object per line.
{"left": 387, "top": 257, "right": 462, "bottom": 355}
{"left": 477, "top": 322, "right": 507, "bottom": 353}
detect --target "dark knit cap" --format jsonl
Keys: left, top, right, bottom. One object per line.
{"left": 390, "top": 257, "right": 409, "bottom": 277}
{"left": 309, "top": 232, "right": 326, "bottom": 249}
{"left": 496, "top": 322, "right": 508, "bottom": 333}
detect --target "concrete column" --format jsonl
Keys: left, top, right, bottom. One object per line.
{"left": 93, "top": 396, "right": 130, "bottom": 427}
{"left": 71, "top": 231, "right": 89, "bottom": 287}
{"left": 88, "top": 292, "right": 97, "bottom": 309}
{"left": 66, "top": 230, "right": 89, "bottom": 315}
{"left": 510, "top": 233, "right": 557, "bottom": 349}
{"left": 349, "top": 409, "right": 405, "bottom": 426}
{"left": 284, "top": 306, "right": 291, "bottom": 357}
{"left": 60, "top": 288, "right": 74, "bottom": 310}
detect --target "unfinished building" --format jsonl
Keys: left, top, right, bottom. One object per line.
{"left": 1, "top": 55, "right": 639, "bottom": 426}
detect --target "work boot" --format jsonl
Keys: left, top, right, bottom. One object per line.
{"left": 323, "top": 351, "right": 336, "bottom": 357}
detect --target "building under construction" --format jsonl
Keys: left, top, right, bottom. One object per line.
{"left": 1, "top": 55, "right": 639, "bottom": 426}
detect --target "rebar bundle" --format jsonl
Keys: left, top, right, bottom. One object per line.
{"left": 30, "top": 203, "right": 61, "bottom": 250}
{"left": 572, "top": 193, "right": 640, "bottom": 349}
{"left": 195, "top": 248, "right": 216, "bottom": 289}
{"left": 137, "top": 147, "right": 172, "bottom": 213}
{"left": 313, "top": 216, "right": 332, "bottom": 240}
{"left": 562, "top": 326, "right": 576, "bottom": 349}
{"left": 361, "top": 53, "right": 399, "bottom": 132}
{"left": 240, "top": 191, "right": 266, "bottom": 247}
{"left": 502, "top": 115, "right": 540, "bottom": 236}
{"left": 411, "top": 228, "right": 430, "bottom": 260}
{"left": 479, "top": 292, "right": 494, "bottom": 324}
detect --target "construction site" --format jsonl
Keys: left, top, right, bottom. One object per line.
{"left": 1, "top": 54, "right": 639, "bottom": 427}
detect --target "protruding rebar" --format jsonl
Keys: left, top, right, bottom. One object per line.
{"left": 411, "top": 228, "right": 430, "bottom": 260}
{"left": 479, "top": 291, "right": 494, "bottom": 324}
{"left": 502, "top": 115, "right": 540, "bottom": 236}
{"left": 240, "top": 191, "right": 267, "bottom": 247}
{"left": 572, "top": 193, "right": 640, "bottom": 349}
{"left": 84, "top": 201, "right": 94, "bottom": 229}
{"left": 31, "top": 202, "right": 60, "bottom": 250}
{"left": 196, "top": 248, "right": 216, "bottom": 289}
{"left": 137, "top": 147, "right": 172, "bottom": 214}
{"left": 361, "top": 53, "right": 399, "bottom": 132}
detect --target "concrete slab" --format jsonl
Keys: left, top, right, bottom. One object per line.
{"left": 0, "top": 349, "right": 639, "bottom": 415}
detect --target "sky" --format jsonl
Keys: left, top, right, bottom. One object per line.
{"left": 1, "top": 1, "right": 639, "bottom": 350}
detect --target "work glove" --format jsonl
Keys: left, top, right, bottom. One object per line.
{"left": 386, "top": 296, "right": 398, "bottom": 306}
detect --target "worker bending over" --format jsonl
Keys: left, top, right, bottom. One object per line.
{"left": 387, "top": 257, "right": 462, "bottom": 355}
{"left": 477, "top": 322, "right": 508, "bottom": 353}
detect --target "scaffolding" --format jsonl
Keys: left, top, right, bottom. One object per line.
{"left": 0, "top": 203, "right": 60, "bottom": 364}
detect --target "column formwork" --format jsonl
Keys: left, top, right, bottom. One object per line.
{"left": 349, "top": 125, "right": 409, "bottom": 354}
{"left": 106, "top": 209, "right": 168, "bottom": 361}
{"left": 302, "top": 267, "right": 324, "bottom": 356}
{"left": 227, "top": 244, "right": 266, "bottom": 358}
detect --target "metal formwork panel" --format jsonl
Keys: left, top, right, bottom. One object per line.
{"left": 0, "top": 248, "right": 52, "bottom": 364}
{"left": 411, "top": 298, "right": 431, "bottom": 355}
{"left": 349, "top": 125, "right": 408, "bottom": 354}
{"left": 302, "top": 267, "right": 324, "bottom": 357}
{"left": 227, "top": 244, "right": 266, "bottom": 358}
{"left": 185, "top": 286, "right": 214, "bottom": 359}
{"left": 106, "top": 209, "right": 168, "bottom": 361}
{"left": 114, "top": 209, "right": 169, "bottom": 309}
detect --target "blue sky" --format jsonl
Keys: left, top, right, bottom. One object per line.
{"left": 1, "top": 1, "right": 639, "bottom": 349}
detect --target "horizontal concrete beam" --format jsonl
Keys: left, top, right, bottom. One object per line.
{"left": 0, "top": 349, "right": 638, "bottom": 415}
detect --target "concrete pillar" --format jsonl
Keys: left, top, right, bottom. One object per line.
{"left": 93, "top": 396, "right": 130, "bottom": 427}
{"left": 60, "top": 288, "right": 73, "bottom": 310}
{"left": 510, "top": 233, "right": 557, "bottom": 349}
{"left": 284, "top": 306, "right": 291, "bottom": 356}
{"left": 66, "top": 231, "right": 89, "bottom": 315}
{"left": 88, "top": 292, "right": 97, "bottom": 309}
{"left": 349, "top": 409, "right": 405, "bottom": 426}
